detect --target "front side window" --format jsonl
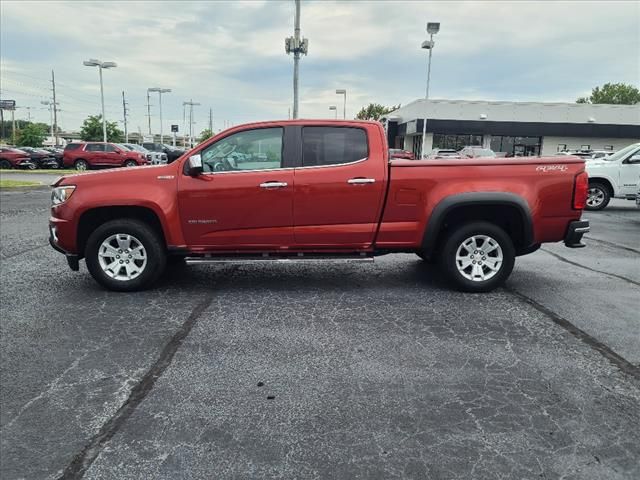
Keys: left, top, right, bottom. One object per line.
{"left": 200, "top": 127, "right": 283, "bottom": 173}
{"left": 85, "top": 144, "right": 105, "bottom": 152}
{"left": 302, "top": 127, "right": 368, "bottom": 167}
{"left": 105, "top": 144, "right": 117, "bottom": 152}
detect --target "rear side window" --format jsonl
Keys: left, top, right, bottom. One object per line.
{"left": 64, "top": 143, "right": 82, "bottom": 151}
{"left": 85, "top": 144, "right": 105, "bottom": 152}
{"left": 302, "top": 127, "right": 368, "bottom": 167}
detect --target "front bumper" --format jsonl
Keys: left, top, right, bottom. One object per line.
{"left": 564, "top": 219, "right": 590, "bottom": 248}
{"left": 49, "top": 222, "right": 80, "bottom": 271}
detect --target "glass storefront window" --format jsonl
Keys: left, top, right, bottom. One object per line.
{"left": 491, "top": 135, "right": 541, "bottom": 157}
{"left": 433, "top": 133, "right": 483, "bottom": 150}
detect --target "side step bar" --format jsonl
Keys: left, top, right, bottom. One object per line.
{"left": 185, "top": 253, "right": 375, "bottom": 264}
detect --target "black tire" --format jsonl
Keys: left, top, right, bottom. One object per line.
{"left": 439, "top": 221, "right": 515, "bottom": 293}
{"left": 74, "top": 159, "right": 89, "bottom": 171}
{"left": 0, "top": 160, "right": 11, "bottom": 169}
{"left": 26, "top": 162, "right": 36, "bottom": 170}
{"left": 415, "top": 251, "right": 433, "bottom": 263}
{"left": 124, "top": 160, "right": 137, "bottom": 167}
{"left": 85, "top": 219, "right": 166, "bottom": 292}
{"left": 586, "top": 181, "right": 611, "bottom": 211}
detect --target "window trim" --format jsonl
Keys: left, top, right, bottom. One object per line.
{"left": 300, "top": 126, "right": 369, "bottom": 169}
{"left": 199, "top": 126, "right": 286, "bottom": 175}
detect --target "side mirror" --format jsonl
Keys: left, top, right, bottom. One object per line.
{"left": 628, "top": 153, "right": 640, "bottom": 163}
{"left": 187, "top": 154, "right": 203, "bottom": 176}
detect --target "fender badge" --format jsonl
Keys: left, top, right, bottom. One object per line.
{"left": 157, "top": 175, "right": 175, "bottom": 180}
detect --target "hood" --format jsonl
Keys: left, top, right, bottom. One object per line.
{"left": 54, "top": 162, "right": 177, "bottom": 187}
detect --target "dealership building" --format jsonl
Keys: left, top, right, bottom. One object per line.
{"left": 382, "top": 99, "right": 640, "bottom": 158}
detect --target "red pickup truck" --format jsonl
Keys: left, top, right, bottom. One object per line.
{"left": 49, "top": 120, "right": 589, "bottom": 292}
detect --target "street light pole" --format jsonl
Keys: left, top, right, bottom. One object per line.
{"left": 83, "top": 59, "right": 117, "bottom": 142}
{"left": 336, "top": 89, "right": 346, "bottom": 119}
{"left": 420, "top": 22, "right": 439, "bottom": 159}
{"left": 285, "top": 0, "right": 308, "bottom": 119}
{"left": 148, "top": 88, "right": 171, "bottom": 143}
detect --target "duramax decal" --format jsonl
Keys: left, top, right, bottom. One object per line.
{"left": 536, "top": 165, "right": 568, "bottom": 173}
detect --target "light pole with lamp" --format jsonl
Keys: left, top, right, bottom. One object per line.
{"left": 335, "top": 89, "right": 346, "bottom": 119}
{"left": 420, "top": 22, "right": 439, "bottom": 159}
{"left": 148, "top": 87, "right": 171, "bottom": 143}
{"left": 83, "top": 59, "right": 117, "bottom": 142}
{"left": 329, "top": 105, "right": 337, "bottom": 119}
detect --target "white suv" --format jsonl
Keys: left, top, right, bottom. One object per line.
{"left": 585, "top": 143, "right": 640, "bottom": 210}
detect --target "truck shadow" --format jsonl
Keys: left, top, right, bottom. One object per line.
{"left": 154, "top": 257, "right": 452, "bottom": 293}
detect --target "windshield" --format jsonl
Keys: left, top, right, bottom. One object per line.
{"left": 602, "top": 143, "right": 639, "bottom": 162}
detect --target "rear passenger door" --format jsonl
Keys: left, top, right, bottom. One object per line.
{"left": 293, "top": 125, "right": 387, "bottom": 248}
{"left": 84, "top": 143, "right": 105, "bottom": 164}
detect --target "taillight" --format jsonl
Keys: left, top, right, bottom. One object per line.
{"left": 573, "top": 171, "right": 588, "bottom": 210}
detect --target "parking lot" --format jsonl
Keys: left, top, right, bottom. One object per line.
{"left": 1, "top": 183, "right": 639, "bottom": 479}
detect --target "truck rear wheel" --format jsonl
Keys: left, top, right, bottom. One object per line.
{"left": 85, "top": 219, "right": 166, "bottom": 291}
{"left": 586, "top": 181, "right": 610, "bottom": 210}
{"left": 440, "top": 221, "right": 515, "bottom": 293}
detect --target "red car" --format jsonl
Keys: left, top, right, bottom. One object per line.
{"left": 62, "top": 142, "right": 149, "bottom": 171}
{"left": 389, "top": 148, "right": 415, "bottom": 160}
{"left": 0, "top": 147, "right": 36, "bottom": 169}
{"left": 50, "top": 120, "right": 589, "bottom": 293}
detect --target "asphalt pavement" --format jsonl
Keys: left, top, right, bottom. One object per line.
{"left": 1, "top": 188, "right": 639, "bottom": 480}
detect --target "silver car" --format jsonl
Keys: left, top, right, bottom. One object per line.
{"left": 121, "top": 143, "right": 168, "bottom": 165}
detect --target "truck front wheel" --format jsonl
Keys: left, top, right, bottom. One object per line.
{"left": 85, "top": 219, "right": 166, "bottom": 291}
{"left": 440, "top": 221, "right": 515, "bottom": 293}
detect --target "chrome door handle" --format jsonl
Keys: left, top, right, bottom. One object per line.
{"left": 259, "top": 181, "right": 288, "bottom": 188}
{"left": 347, "top": 178, "right": 376, "bottom": 184}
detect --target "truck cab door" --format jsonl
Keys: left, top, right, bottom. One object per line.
{"left": 293, "top": 125, "right": 387, "bottom": 248}
{"left": 177, "top": 126, "right": 296, "bottom": 249}
{"left": 620, "top": 149, "right": 640, "bottom": 197}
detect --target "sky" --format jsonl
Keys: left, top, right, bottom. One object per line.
{"left": 1, "top": 0, "right": 638, "bottom": 135}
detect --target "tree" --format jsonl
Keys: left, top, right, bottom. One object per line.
{"left": 80, "top": 114, "right": 124, "bottom": 142}
{"left": 355, "top": 103, "right": 400, "bottom": 121}
{"left": 16, "top": 123, "right": 47, "bottom": 147}
{"left": 198, "top": 129, "right": 214, "bottom": 144}
{"left": 576, "top": 83, "right": 640, "bottom": 105}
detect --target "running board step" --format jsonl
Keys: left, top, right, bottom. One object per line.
{"left": 185, "top": 253, "right": 374, "bottom": 264}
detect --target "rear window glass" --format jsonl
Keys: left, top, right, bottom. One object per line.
{"left": 64, "top": 143, "right": 82, "bottom": 151}
{"left": 302, "top": 127, "right": 368, "bottom": 167}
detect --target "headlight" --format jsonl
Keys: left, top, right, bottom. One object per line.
{"left": 51, "top": 186, "right": 76, "bottom": 205}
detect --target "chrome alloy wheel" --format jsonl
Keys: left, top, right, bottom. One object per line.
{"left": 587, "top": 187, "right": 605, "bottom": 208}
{"left": 455, "top": 235, "right": 503, "bottom": 282}
{"left": 98, "top": 234, "right": 147, "bottom": 281}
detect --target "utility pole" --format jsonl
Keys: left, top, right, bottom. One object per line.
{"left": 285, "top": 0, "right": 308, "bottom": 119}
{"left": 51, "top": 70, "right": 59, "bottom": 146}
{"left": 209, "top": 107, "right": 213, "bottom": 132}
{"left": 11, "top": 109, "right": 16, "bottom": 145}
{"left": 122, "top": 91, "right": 129, "bottom": 143}
{"left": 183, "top": 100, "right": 200, "bottom": 147}
{"left": 146, "top": 90, "right": 152, "bottom": 135}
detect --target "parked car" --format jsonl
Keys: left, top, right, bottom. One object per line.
{"left": 17, "top": 146, "right": 60, "bottom": 169}
{"left": 141, "top": 143, "right": 184, "bottom": 163}
{"left": 49, "top": 120, "right": 589, "bottom": 293}
{"left": 63, "top": 142, "right": 150, "bottom": 171}
{"left": 389, "top": 149, "right": 415, "bottom": 160}
{"left": 0, "top": 147, "right": 36, "bottom": 169}
{"left": 43, "top": 147, "right": 64, "bottom": 167}
{"left": 427, "top": 148, "right": 459, "bottom": 159}
{"left": 457, "top": 147, "right": 497, "bottom": 158}
{"left": 121, "top": 143, "right": 167, "bottom": 165}
{"left": 589, "top": 150, "right": 614, "bottom": 160}
{"left": 585, "top": 143, "right": 640, "bottom": 210}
